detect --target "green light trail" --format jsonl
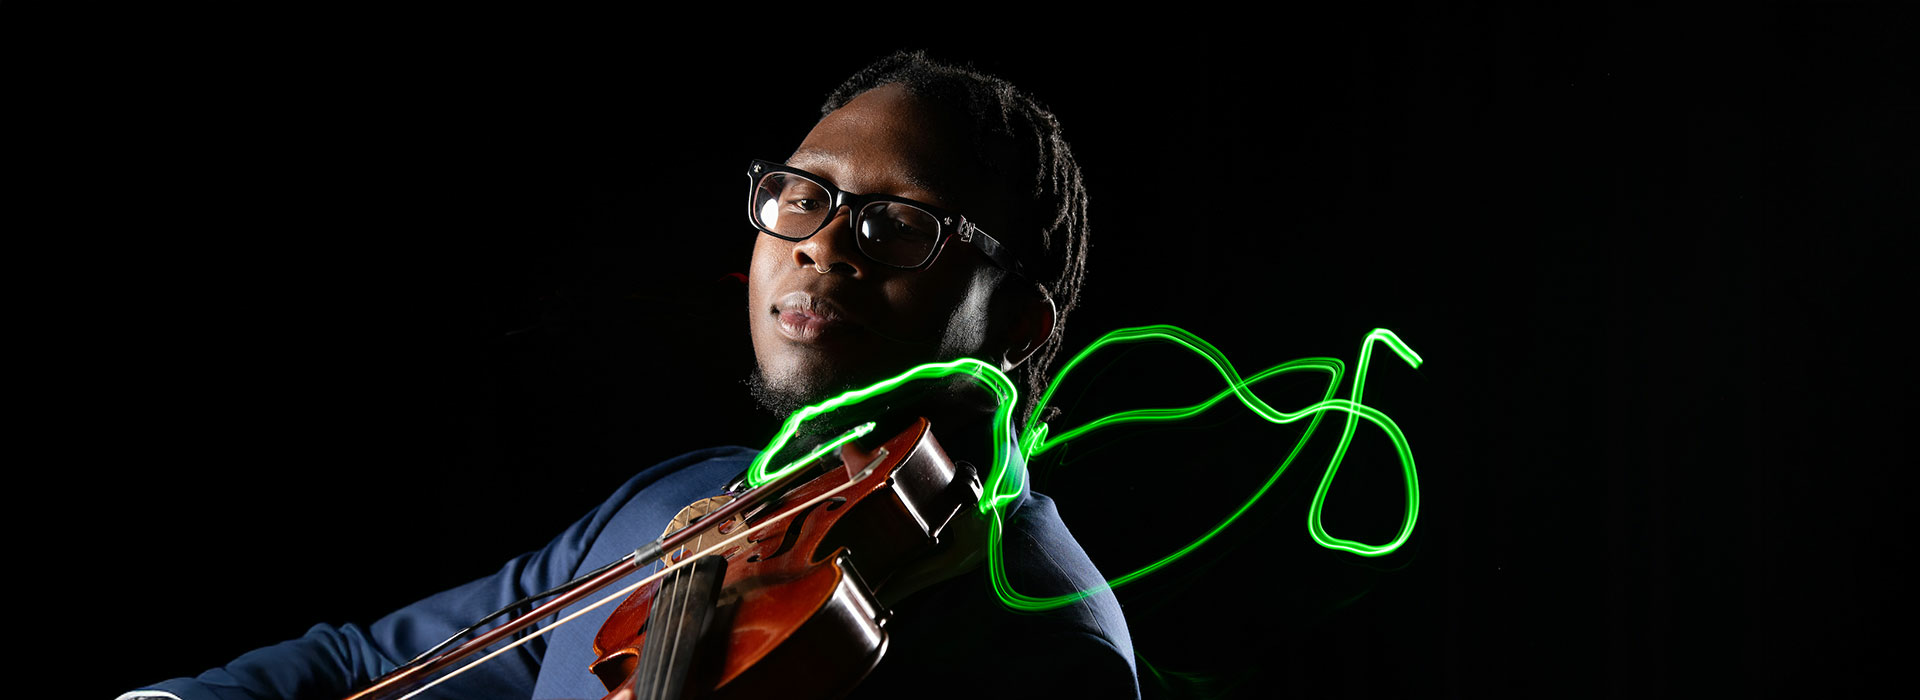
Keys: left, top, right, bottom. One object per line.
{"left": 745, "top": 357, "right": 1028, "bottom": 513}
{"left": 744, "top": 326, "right": 1423, "bottom": 612}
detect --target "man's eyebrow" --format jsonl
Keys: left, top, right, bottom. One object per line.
{"left": 787, "top": 148, "right": 952, "bottom": 198}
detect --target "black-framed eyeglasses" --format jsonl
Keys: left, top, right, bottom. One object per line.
{"left": 746, "top": 159, "right": 1025, "bottom": 275}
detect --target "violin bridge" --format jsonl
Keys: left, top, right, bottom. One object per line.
{"left": 659, "top": 494, "right": 745, "bottom": 567}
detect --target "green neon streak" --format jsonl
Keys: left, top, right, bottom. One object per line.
{"left": 745, "top": 359, "right": 1025, "bottom": 511}
{"left": 742, "top": 325, "right": 1423, "bottom": 614}
{"left": 757, "top": 421, "right": 876, "bottom": 482}
{"left": 1310, "top": 328, "right": 1424, "bottom": 556}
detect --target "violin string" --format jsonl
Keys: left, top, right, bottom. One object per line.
{"left": 657, "top": 550, "right": 691, "bottom": 700}
{"left": 668, "top": 552, "right": 694, "bottom": 697}
{"left": 643, "top": 561, "right": 665, "bottom": 700}
{"left": 642, "top": 553, "right": 670, "bottom": 698}
{"left": 397, "top": 475, "right": 865, "bottom": 700}
{"left": 656, "top": 517, "right": 724, "bottom": 699}
{"left": 397, "top": 551, "right": 640, "bottom": 670}
{"left": 648, "top": 555, "right": 680, "bottom": 700}
{"left": 641, "top": 558, "right": 662, "bottom": 700}
{"left": 650, "top": 536, "right": 688, "bottom": 699}
{"left": 644, "top": 558, "right": 660, "bottom": 700}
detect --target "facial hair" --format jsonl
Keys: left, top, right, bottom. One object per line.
{"left": 744, "top": 366, "right": 811, "bottom": 420}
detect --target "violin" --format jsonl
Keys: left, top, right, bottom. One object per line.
{"left": 346, "top": 417, "right": 984, "bottom": 700}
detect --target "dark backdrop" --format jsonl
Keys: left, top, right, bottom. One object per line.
{"left": 19, "top": 5, "right": 1908, "bottom": 698}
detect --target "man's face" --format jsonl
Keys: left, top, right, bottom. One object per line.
{"left": 747, "top": 84, "right": 1016, "bottom": 416}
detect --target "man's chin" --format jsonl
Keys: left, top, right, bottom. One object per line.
{"left": 747, "top": 361, "right": 932, "bottom": 432}
{"left": 744, "top": 369, "right": 812, "bottom": 420}
{"left": 746, "top": 357, "right": 992, "bottom": 437}
{"left": 744, "top": 365, "right": 874, "bottom": 422}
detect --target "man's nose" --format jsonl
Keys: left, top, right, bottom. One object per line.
{"left": 791, "top": 206, "right": 867, "bottom": 277}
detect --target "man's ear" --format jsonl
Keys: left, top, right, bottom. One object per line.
{"left": 1000, "top": 288, "right": 1057, "bottom": 372}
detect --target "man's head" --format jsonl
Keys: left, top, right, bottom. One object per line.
{"left": 745, "top": 52, "right": 1089, "bottom": 425}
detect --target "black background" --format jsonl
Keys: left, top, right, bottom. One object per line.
{"left": 18, "top": 4, "right": 1909, "bottom": 698}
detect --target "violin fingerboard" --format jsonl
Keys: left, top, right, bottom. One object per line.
{"left": 632, "top": 554, "right": 728, "bottom": 700}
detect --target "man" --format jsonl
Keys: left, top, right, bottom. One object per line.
{"left": 125, "top": 51, "right": 1135, "bottom": 699}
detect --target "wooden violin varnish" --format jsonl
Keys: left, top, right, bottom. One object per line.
{"left": 590, "top": 418, "right": 984, "bottom": 700}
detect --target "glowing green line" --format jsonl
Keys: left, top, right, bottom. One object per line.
{"left": 764, "top": 421, "right": 876, "bottom": 481}
{"left": 1310, "top": 328, "right": 1424, "bottom": 556}
{"left": 746, "top": 359, "right": 1025, "bottom": 512}
{"left": 743, "top": 325, "right": 1423, "bottom": 613}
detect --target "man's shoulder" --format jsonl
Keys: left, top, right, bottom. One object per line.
{"left": 854, "top": 489, "right": 1139, "bottom": 698}
{"left": 568, "top": 446, "right": 760, "bottom": 554}
{"left": 641, "top": 445, "right": 761, "bottom": 477}
{"left": 1001, "top": 491, "right": 1134, "bottom": 656}
{"left": 610, "top": 446, "right": 759, "bottom": 498}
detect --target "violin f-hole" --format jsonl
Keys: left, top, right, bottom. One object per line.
{"left": 748, "top": 497, "right": 846, "bottom": 563}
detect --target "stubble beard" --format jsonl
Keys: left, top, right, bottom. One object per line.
{"left": 744, "top": 364, "right": 815, "bottom": 421}
{"left": 746, "top": 354, "right": 999, "bottom": 443}
{"left": 745, "top": 360, "right": 903, "bottom": 448}
{"left": 744, "top": 355, "right": 879, "bottom": 423}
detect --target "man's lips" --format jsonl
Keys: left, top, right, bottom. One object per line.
{"left": 772, "top": 291, "right": 860, "bottom": 343}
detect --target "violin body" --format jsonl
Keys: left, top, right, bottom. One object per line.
{"left": 590, "top": 418, "right": 981, "bottom": 700}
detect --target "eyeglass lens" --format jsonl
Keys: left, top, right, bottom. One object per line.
{"left": 752, "top": 171, "right": 942, "bottom": 268}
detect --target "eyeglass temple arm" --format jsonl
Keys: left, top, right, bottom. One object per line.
{"left": 961, "top": 222, "right": 1027, "bottom": 278}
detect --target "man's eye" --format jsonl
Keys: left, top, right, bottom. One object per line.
{"left": 864, "top": 216, "right": 933, "bottom": 243}
{"left": 889, "top": 218, "right": 932, "bottom": 239}
{"left": 783, "top": 196, "right": 823, "bottom": 211}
